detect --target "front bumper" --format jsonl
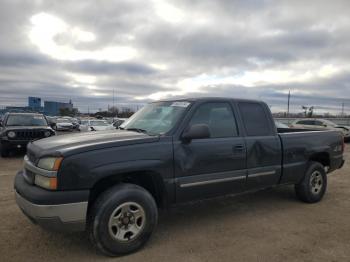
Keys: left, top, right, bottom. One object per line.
{"left": 15, "top": 172, "right": 89, "bottom": 232}
{"left": 1, "top": 139, "right": 29, "bottom": 149}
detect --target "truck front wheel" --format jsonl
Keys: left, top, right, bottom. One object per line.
{"left": 295, "top": 161, "right": 327, "bottom": 203}
{"left": 87, "top": 183, "right": 158, "bottom": 256}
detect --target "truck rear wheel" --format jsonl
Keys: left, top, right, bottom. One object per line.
{"left": 87, "top": 183, "right": 158, "bottom": 256}
{"left": 295, "top": 161, "right": 327, "bottom": 203}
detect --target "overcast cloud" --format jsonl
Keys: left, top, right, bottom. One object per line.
{"left": 0, "top": 0, "right": 350, "bottom": 113}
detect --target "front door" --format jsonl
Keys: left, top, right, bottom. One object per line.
{"left": 174, "top": 102, "right": 247, "bottom": 202}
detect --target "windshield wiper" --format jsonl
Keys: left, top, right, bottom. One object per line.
{"left": 125, "top": 128, "right": 148, "bottom": 134}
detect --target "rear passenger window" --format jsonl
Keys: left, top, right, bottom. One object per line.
{"left": 189, "top": 103, "right": 238, "bottom": 138}
{"left": 238, "top": 102, "right": 272, "bottom": 136}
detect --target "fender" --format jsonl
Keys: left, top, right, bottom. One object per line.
{"left": 90, "top": 159, "right": 166, "bottom": 181}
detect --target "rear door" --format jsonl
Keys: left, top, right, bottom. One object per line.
{"left": 237, "top": 102, "right": 282, "bottom": 190}
{"left": 174, "top": 101, "right": 247, "bottom": 202}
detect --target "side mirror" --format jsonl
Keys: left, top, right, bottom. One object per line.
{"left": 182, "top": 124, "right": 210, "bottom": 143}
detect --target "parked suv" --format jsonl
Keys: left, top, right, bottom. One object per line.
{"left": 0, "top": 113, "right": 55, "bottom": 157}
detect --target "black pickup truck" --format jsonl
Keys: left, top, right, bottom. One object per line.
{"left": 14, "top": 98, "right": 344, "bottom": 256}
{"left": 0, "top": 112, "right": 55, "bottom": 157}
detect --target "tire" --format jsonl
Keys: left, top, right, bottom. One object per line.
{"left": 295, "top": 161, "right": 327, "bottom": 203}
{"left": 87, "top": 183, "right": 158, "bottom": 256}
{"left": 0, "top": 144, "right": 9, "bottom": 157}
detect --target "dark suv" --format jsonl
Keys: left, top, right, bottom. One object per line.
{"left": 0, "top": 113, "right": 55, "bottom": 157}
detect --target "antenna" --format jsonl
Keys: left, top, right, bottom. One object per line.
{"left": 113, "top": 88, "right": 115, "bottom": 109}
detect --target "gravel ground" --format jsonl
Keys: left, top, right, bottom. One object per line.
{"left": 0, "top": 144, "right": 349, "bottom": 262}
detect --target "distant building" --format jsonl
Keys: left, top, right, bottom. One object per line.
{"left": 28, "top": 97, "right": 41, "bottom": 109}
{"left": 44, "top": 101, "right": 73, "bottom": 116}
{"left": 1, "top": 97, "right": 73, "bottom": 116}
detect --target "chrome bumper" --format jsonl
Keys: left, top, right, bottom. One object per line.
{"left": 15, "top": 191, "right": 88, "bottom": 231}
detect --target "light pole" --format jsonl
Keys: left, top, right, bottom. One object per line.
{"left": 287, "top": 90, "right": 290, "bottom": 118}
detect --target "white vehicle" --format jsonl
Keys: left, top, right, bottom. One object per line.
{"left": 275, "top": 121, "right": 289, "bottom": 129}
{"left": 113, "top": 118, "right": 127, "bottom": 128}
{"left": 290, "top": 119, "right": 350, "bottom": 140}
{"left": 54, "top": 118, "right": 74, "bottom": 131}
{"left": 78, "top": 119, "right": 115, "bottom": 132}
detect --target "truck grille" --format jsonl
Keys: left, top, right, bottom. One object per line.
{"left": 12, "top": 130, "right": 46, "bottom": 140}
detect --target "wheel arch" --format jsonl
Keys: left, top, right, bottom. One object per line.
{"left": 309, "top": 152, "right": 330, "bottom": 168}
{"left": 88, "top": 170, "right": 167, "bottom": 210}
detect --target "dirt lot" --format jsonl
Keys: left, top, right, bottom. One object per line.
{"left": 0, "top": 146, "right": 349, "bottom": 262}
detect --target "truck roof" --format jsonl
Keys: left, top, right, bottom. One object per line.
{"left": 157, "top": 97, "right": 263, "bottom": 104}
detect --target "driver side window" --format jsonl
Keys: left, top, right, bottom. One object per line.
{"left": 188, "top": 102, "right": 238, "bottom": 138}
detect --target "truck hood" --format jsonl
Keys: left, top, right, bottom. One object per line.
{"left": 27, "top": 130, "right": 159, "bottom": 158}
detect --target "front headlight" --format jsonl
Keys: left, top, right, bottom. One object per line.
{"left": 34, "top": 175, "right": 57, "bottom": 190}
{"left": 37, "top": 157, "right": 63, "bottom": 171}
{"left": 7, "top": 131, "right": 16, "bottom": 138}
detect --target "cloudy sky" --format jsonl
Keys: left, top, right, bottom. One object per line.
{"left": 1, "top": 0, "right": 350, "bottom": 114}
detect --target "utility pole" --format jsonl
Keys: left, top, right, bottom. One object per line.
{"left": 113, "top": 88, "right": 115, "bottom": 109}
{"left": 341, "top": 102, "right": 344, "bottom": 117}
{"left": 287, "top": 90, "right": 290, "bottom": 117}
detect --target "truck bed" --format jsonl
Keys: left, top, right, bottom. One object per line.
{"left": 277, "top": 129, "right": 344, "bottom": 185}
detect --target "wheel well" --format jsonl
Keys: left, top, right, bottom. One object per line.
{"left": 88, "top": 171, "right": 165, "bottom": 209}
{"left": 310, "top": 152, "right": 330, "bottom": 167}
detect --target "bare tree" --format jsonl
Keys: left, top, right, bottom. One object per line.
{"left": 301, "top": 106, "right": 314, "bottom": 117}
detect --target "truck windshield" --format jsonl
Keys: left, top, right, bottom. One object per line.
{"left": 120, "top": 101, "right": 191, "bottom": 135}
{"left": 6, "top": 115, "right": 48, "bottom": 126}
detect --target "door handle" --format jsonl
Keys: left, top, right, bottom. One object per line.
{"left": 233, "top": 144, "right": 245, "bottom": 153}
